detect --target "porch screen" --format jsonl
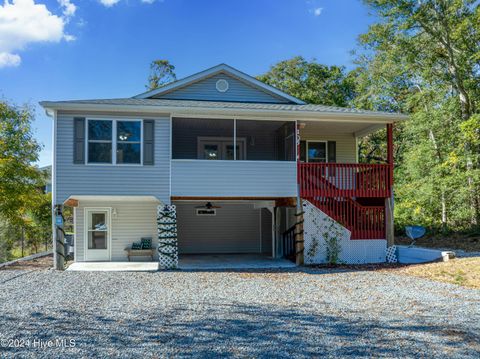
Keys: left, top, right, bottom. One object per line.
{"left": 172, "top": 117, "right": 295, "bottom": 161}
{"left": 236, "top": 120, "right": 295, "bottom": 161}
{"left": 172, "top": 118, "right": 234, "bottom": 160}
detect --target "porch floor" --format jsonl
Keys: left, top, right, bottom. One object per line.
{"left": 178, "top": 254, "right": 296, "bottom": 270}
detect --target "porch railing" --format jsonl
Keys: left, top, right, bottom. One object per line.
{"left": 298, "top": 163, "right": 392, "bottom": 198}
{"left": 308, "top": 198, "right": 386, "bottom": 240}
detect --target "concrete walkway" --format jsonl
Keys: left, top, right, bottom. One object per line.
{"left": 178, "top": 254, "right": 296, "bottom": 270}
{"left": 67, "top": 255, "right": 296, "bottom": 271}
{"left": 67, "top": 262, "right": 159, "bottom": 272}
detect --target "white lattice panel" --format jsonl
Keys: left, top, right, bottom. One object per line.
{"left": 157, "top": 205, "right": 178, "bottom": 269}
{"left": 303, "top": 200, "right": 387, "bottom": 264}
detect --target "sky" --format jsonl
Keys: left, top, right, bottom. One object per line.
{"left": 0, "top": 0, "right": 375, "bottom": 167}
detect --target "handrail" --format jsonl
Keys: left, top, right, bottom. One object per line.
{"left": 299, "top": 162, "right": 391, "bottom": 198}
{"left": 308, "top": 197, "right": 386, "bottom": 240}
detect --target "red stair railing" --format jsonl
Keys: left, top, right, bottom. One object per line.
{"left": 299, "top": 163, "right": 389, "bottom": 240}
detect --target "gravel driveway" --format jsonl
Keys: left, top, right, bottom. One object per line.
{"left": 0, "top": 268, "right": 479, "bottom": 358}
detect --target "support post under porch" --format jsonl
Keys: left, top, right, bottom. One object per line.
{"left": 386, "top": 123, "right": 395, "bottom": 247}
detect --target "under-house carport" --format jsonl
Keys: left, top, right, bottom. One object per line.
{"left": 174, "top": 201, "right": 274, "bottom": 256}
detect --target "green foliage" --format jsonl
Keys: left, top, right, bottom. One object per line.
{"left": 321, "top": 219, "right": 342, "bottom": 265}
{"left": 147, "top": 59, "right": 177, "bottom": 90}
{"left": 257, "top": 56, "right": 356, "bottom": 106}
{"left": 356, "top": 0, "right": 480, "bottom": 234}
{"left": 0, "top": 101, "right": 51, "bottom": 261}
{"left": 0, "top": 101, "right": 43, "bottom": 225}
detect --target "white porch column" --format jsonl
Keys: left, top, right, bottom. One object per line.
{"left": 157, "top": 204, "right": 178, "bottom": 269}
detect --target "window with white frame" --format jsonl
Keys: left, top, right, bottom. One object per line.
{"left": 87, "top": 119, "right": 142, "bottom": 164}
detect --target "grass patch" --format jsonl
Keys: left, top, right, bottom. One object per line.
{"left": 389, "top": 257, "right": 480, "bottom": 289}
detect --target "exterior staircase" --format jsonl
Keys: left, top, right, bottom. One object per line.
{"left": 299, "top": 163, "right": 392, "bottom": 240}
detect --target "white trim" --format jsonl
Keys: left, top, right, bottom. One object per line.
{"left": 84, "top": 207, "right": 112, "bottom": 261}
{"left": 85, "top": 118, "right": 143, "bottom": 166}
{"left": 216, "top": 78, "right": 229, "bottom": 92}
{"left": 355, "top": 137, "right": 359, "bottom": 163}
{"left": 133, "top": 64, "right": 306, "bottom": 104}
{"left": 259, "top": 210, "right": 262, "bottom": 253}
{"left": 233, "top": 118, "right": 237, "bottom": 161}
{"left": 271, "top": 208, "right": 275, "bottom": 258}
{"left": 169, "top": 114, "right": 173, "bottom": 205}
{"left": 306, "top": 140, "right": 328, "bottom": 163}
{"left": 66, "top": 195, "right": 160, "bottom": 202}
{"left": 73, "top": 206, "right": 77, "bottom": 261}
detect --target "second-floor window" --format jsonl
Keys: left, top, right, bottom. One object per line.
{"left": 87, "top": 119, "right": 142, "bottom": 165}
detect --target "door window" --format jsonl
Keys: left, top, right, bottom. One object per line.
{"left": 307, "top": 142, "right": 327, "bottom": 163}
{"left": 87, "top": 211, "right": 108, "bottom": 249}
{"left": 198, "top": 138, "right": 245, "bottom": 160}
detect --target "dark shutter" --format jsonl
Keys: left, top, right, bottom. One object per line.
{"left": 73, "top": 117, "right": 85, "bottom": 164}
{"left": 300, "top": 140, "right": 306, "bottom": 162}
{"left": 327, "top": 141, "right": 336, "bottom": 163}
{"left": 143, "top": 120, "right": 155, "bottom": 165}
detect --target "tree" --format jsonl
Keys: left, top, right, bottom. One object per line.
{"left": 0, "top": 101, "right": 46, "bottom": 259}
{"left": 257, "top": 56, "right": 356, "bottom": 106}
{"left": 0, "top": 102, "right": 43, "bottom": 225}
{"left": 147, "top": 60, "right": 177, "bottom": 90}
{"left": 356, "top": 0, "right": 480, "bottom": 232}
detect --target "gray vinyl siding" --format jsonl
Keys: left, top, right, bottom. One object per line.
{"left": 175, "top": 202, "right": 261, "bottom": 254}
{"left": 55, "top": 114, "right": 171, "bottom": 204}
{"left": 74, "top": 200, "right": 158, "bottom": 262}
{"left": 153, "top": 73, "right": 291, "bottom": 103}
{"left": 300, "top": 127, "right": 357, "bottom": 163}
{"left": 171, "top": 160, "right": 297, "bottom": 197}
{"left": 261, "top": 208, "right": 272, "bottom": 255}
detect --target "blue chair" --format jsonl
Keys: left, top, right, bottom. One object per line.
{"left": 405, "top": 226, "right": 426, "bottom": 247}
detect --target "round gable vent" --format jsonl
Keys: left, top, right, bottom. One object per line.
{"left": 216, "top": 79, "right": 229, "bottom": 92}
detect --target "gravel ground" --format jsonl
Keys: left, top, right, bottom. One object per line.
{"left": 0, "top": 268, "right": 479, "bottom": 358}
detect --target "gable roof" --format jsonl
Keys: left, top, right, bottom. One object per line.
{"left": 133, "top": 63, "right": 306, "bottom": 104}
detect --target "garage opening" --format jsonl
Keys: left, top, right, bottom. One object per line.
{"left": 174, "top": 201, "right": 273, "bottom": 256}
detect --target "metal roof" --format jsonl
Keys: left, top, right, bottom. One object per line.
{"left": 40, "top": 98, "right": 407, "bottom": 120}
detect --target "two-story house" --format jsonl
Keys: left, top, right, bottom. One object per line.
{"left": 41, "top": 64, "right": 406, "bottom": 265}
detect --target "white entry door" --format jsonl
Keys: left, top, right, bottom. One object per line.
{"left": 85, "top": 208, "right": 111, "bottom": 261}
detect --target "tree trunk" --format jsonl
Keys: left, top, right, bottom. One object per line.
{"left": 429, "top": 130, "right": 448, "bottom": 229}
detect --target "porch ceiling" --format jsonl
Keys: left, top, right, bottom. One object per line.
{"left": 64, "top": 195, "right": 161, "bottom": 205}
{"left": 300, "top": 120, "right": 384, "bottom": 138}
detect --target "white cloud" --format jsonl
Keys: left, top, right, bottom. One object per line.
{"left": 0, "top": 0, "right": 75, "bottom": 68}
{"left": 313, "top": 7, "right": 322, "bottom": 16}
{"left": 58, "top": 0, "right": 76, "bottom": 18}
{"left": 99, "top": 0, "right": 121, "bottom": 7}
{"left": 99, "top": 0, "right": 163, "bottom": 6}
{"left": 64, "top": 34, "right": 76, "bottom": 42}
{"left": 0, "top": 52, "right": 20, "bottom": 68}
